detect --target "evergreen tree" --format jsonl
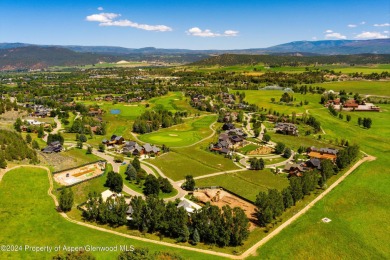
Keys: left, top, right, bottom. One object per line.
{"left": 98, "top": 143, "right": 105, "bottom": 152}
{"left": 275, "top": 142, "right": 286, "bottom": 154}
{"left": 283, "top": 147, "right": 292, "bottom": 158}
{"left": 125, "top": 164, "right": 137, "bottom": 181}
{"left": 26, "top": 133, "right": 32, "bottom": 144}
{"left": 14, "top": 118, "right": 22, "bottom": 132}
{"left": 59, "top": 188, "right": 74, "bottom": 212}
{"left": 262, "top": 134, "right": 271, "bottom": 143}
{"left": 158, "top": 177, "right": 173, "bottom": 193}
{"left": 289, "top": 177, "right": 303, "bottom": 204}
{"left": 192, "top": 228, "right": 200, "bottom": 245}
{"left": 32, "top": 140, "right": 40, "bottom": 150}
{"left": 281, "top": 187, "right": 294, "bottom": 209}
{"left": 132, "top": 157, "right": 141, "bottom": 172}
{"left": 86, "top": 146, "right": 93, "bottom": 154}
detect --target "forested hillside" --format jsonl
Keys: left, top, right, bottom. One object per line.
{"left": 192, "top": 54, "right": 390, "bottom": 66}
{"left": 0, "top": 129, "right": 39, "bottom": 165}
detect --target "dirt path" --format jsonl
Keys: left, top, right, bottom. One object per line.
{"left": 240, "top": 155, "right": 376, "bottom": 258}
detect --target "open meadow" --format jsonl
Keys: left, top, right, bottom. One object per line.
{"left": 315, "top": 81, "right": 390, "bottom": 96}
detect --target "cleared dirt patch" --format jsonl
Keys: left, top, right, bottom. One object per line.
{"left": 194, "top": 188, "right": 257, "bottom": 230}
{"left": 53, "top": 162, "right": 106, "bottom": 186}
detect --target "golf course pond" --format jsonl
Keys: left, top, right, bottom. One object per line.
{"left": 110, "top": 109, "right": 121, "bottom": 114}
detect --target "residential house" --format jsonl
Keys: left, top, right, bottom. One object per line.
{"left": 42, "top": 141, "right": 62, "bottom": 153}
{"left": 275, "top": 123, "right": 298, "bottom": 136}
{"left": 307, "top": 146, "right": 338, "bottom": 162}
{"left": 177, "top": 198, "right": 202, "bottom": 214}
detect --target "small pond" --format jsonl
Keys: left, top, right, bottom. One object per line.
{"left": 110, "top": 109, "right": 121, "bottom": 115}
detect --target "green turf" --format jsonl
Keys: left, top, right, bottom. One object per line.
{"left": 0, "top": 167, "right": 221, "bottom": 260}
{"left": 196, "top": 170, "right": 289, "bottom": 202}
{"left": 138, "top": 115, "right": 216, "bottom": 147}
{"left": 239, "top": 144, "right": 260, "bottom": 153}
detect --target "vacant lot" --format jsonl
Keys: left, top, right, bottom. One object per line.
{"left": 0, "top": 167, "right": 217, "bottom": 259}
{"left": 196, "top": 170, "right": 289, "bottom": 202}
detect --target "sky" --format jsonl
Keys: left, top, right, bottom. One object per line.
{"left": 1, "top": 0, "right": 389, "bottom": 49}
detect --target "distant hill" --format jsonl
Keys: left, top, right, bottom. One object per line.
{"left": 0, "top": 38, "right": 389, "bottom": 70}
{"left": 263, "top": 39, "right": 390, "bottom": 55}
{"left": 192, "top": 53, "right": 390, "bottom": 66}
{"left": 0, "top": 46, "right": 117, "bottom": 71}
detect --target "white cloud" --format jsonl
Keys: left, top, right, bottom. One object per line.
{"left": 348, "top": 24, "right": 357, "bottom": 28}
{"left": 312, "top": 36, "right": 317, "bottom": 40}
{"left": 186, "top": 27, "right": 239, "bottom": 37}
{"left": 355, "top": 31, "right": 388, "bottom": 39}
{"left": 97, "top": 7, "right": 103, "bottom": 11}
{"left": 325, "top": 29, "right": 333, "bottom": 33}
{"left": 325, "top": 32, "right": 347, "bottom": 39}
{"left": 374, "top": 23, "right": 390, "bottom": 27}
{"left": 101, "top": 20, "right": 172, "bottom": 31}
{"left": 86, "top": 13, "right": 120, "bottom": 23}
{"left": 384, "top": 31, "right": 389, "bottom": 34}
{"left": 224, "top": 30, "right": 239, "bottom": 37}
{"left": 360, "top": 21, "right": 366, "bottom": 25}
{"left": 86, "top": 12, "right": 172, "bottom": 32}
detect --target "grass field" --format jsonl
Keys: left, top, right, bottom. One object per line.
{"left": 316, "top": 81, "right": 390, "bottom": 96}
{"left": 148, "top": 92, "right": 197, "bottom": 113}
{"left": 239, "top": 144, "right": 260, "bottom": 153}
{"left": 0, "top": 167, "right": 219, "bottom": 260}
{"left": 138, "top": 115, "right": 216, "bottom": 147}
{"left": 239, "top": 90, "right": 324, "bottom": 114}
{"left": 195, "top": 170, "right": 289, "bottom": 202}
{"left": 251, "top": 104, "right": 390, "bottom": 258}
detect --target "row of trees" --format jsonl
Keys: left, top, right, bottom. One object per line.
{"left": 83, "top": 194, "right": 250, "bottom": 247}
{"left": 358, "top": 117, "right": 372, "bottom": 129}
{"left": 250, "top": 158, "right": 265, "bottom": 170}
{"left": 255, "top": 171, "right": 319, "bottom": 226}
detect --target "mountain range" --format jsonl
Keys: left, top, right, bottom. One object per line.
{"left": 0, "top": 39, "right": 389, "bottom": 70}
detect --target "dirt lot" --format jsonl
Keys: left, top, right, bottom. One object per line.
{"left": 194, "top": 189, "right": 257, "bottom": 229}
{"left": 53, "top": 162, "right": 105, "bottom": 186}
{"left": 248, "top": 146, "right": 273, "bottom": 155}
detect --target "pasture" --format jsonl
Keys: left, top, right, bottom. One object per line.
{"left": 251, "top": 104, "right": 390, "bottom": 258}
{"left": 0, "top": 167, "right": 217, "bottom": 259}
{"left": 239, "top": 90, "right": 324, "bottom": 114}
{"left": 195, "top": 170, "right": 289, "bottom": 202}
{"left": 138, "top": 115, "right": 216, "bottom": 147}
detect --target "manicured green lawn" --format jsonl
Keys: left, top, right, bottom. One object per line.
{"left": 0, "top": 167, "right": 219, "bottom": 260}
{"left": 239, "top": 144, "right": 260, "bottom": 153}
{"left": 138, "top": 115, "right": 216, "bottom": 147}
{"left": 148, "top": 92, "right": 202, "bottom": 114}
{"left": 196, "top": 170, "right": 289, "bottom": 202}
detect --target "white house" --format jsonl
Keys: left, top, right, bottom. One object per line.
{"left": 177, "top": 198, "right": 202, "bottom": 214}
